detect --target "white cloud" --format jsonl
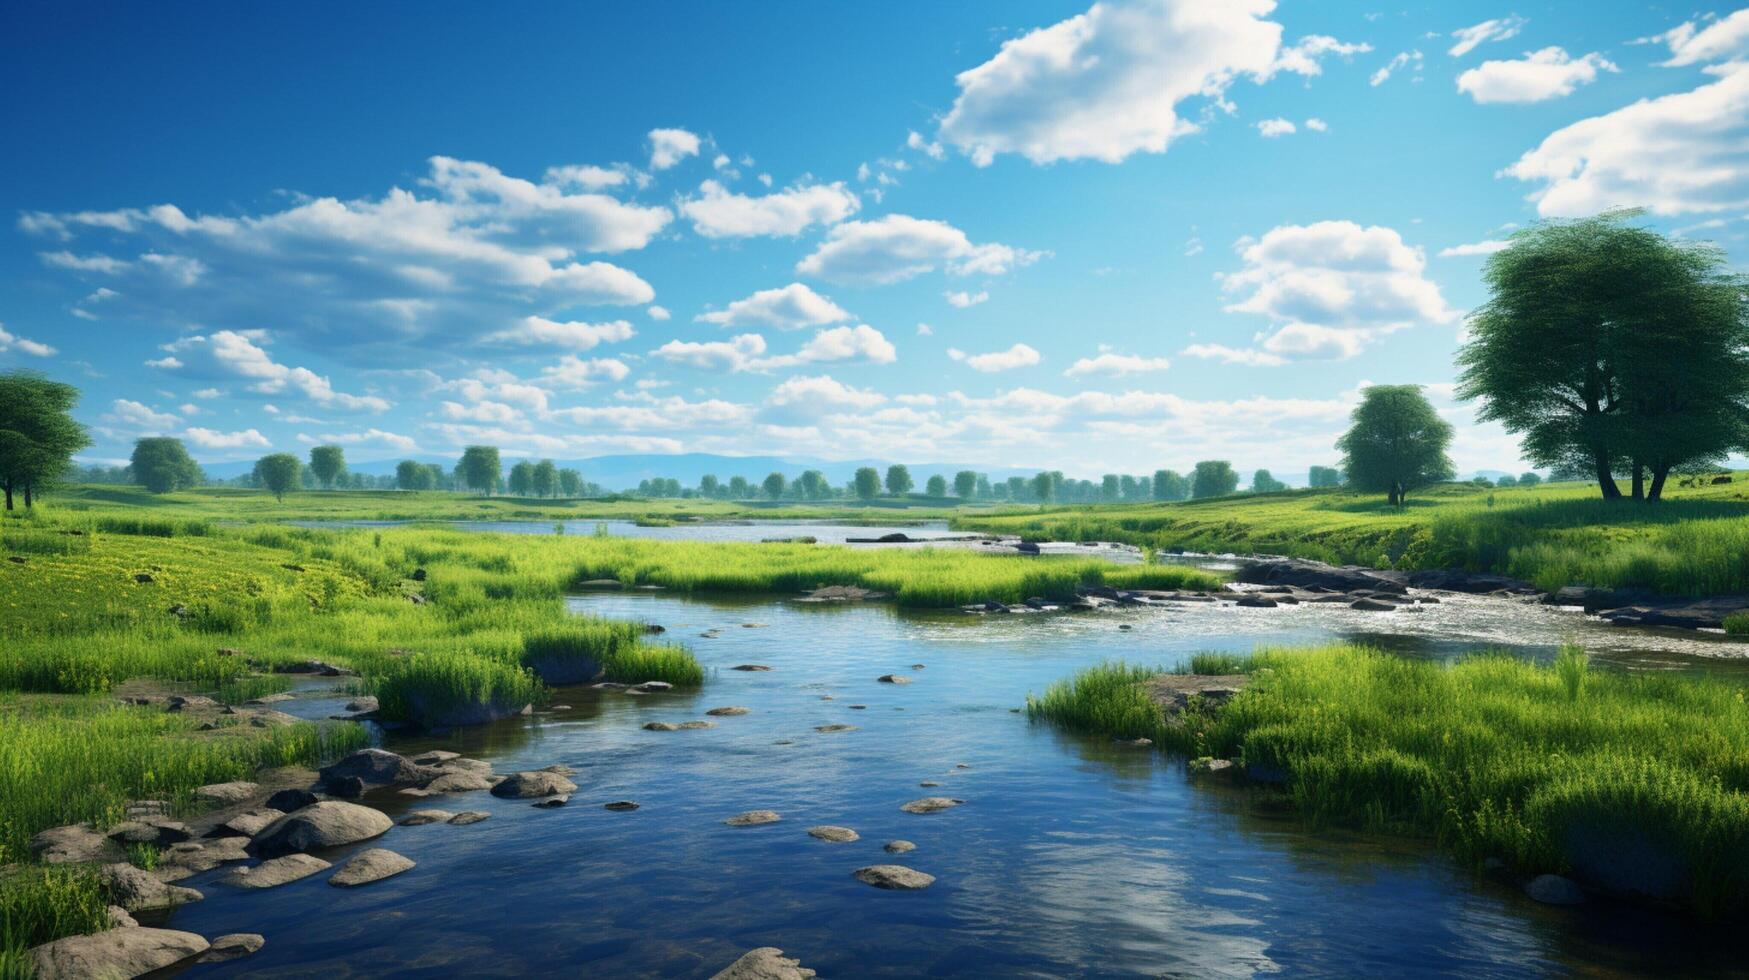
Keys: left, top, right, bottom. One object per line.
{"left": 542, "top": 163, "right": 629, "bottom": 190}
{"left": 40, "top": 250, "right": 130, "bottom": 273}
{"left": 441, "top": 399, "right": 522, "bottom": 423}
{"left": 1064, "top": 352, "right": 1171, "bottom": 377}
{"left": 1180, "top": 343, "right": 1286, "bottom": 367}
{"left": 937, "top": 0, "right": 1364, "bottom": 166}
{"left": 796, "top": 214, "right": 1042, "bottom": 285}
{"left": 104, "top": 399, "right": 181, "bottom": 430}
{"left": 651, "top": 333, "right": 769, "bottom": 372}
{"left": 949, "top": 342, "right": 1042, "bottom": 372}
{"left": 648, "top": 128, "right": 702, "bottom": 170}
{"left": 647, "top": 305, "right": 671, "bottom": 321}
{"left": 193, "top": 388, "right": 221, "bottom": 399}
{"left": 1447, "top": 16, "right": 1526, "bottom": 58}
{"left": 680, "top": 180, "right": 860, "bottom": 238}
{"left": 906, "top": 130, "right": 946, "bottom": 160}
{"left": 1438, "top": 239, "right": 1512, "bottom": 257}
{"left": 546, "top": 393, "right": 752, "bottom": 430}
{"left": 1256, "top": 117, "right": 1296, "bottom": 137}
{"left": 1370, "top": 50, "right": 1423, "bottom": 86}
{"left": 916, "top": 323, "right": 934, "bottom": 336}
{"left": 484, "top": 316, "right": 635, "bottom": 350}
{"left": 1642, "top": 9, "right": 1749, "bottom": 67}
{"left": 696, "top": 283, "right": 852, "bottom": 330}
{"left": 185, "top": 427, "right": 271, "bottom": 450}
{"left": 1201, "top": 220, "right": 1454, "bottom": 363}
{"left": 1457, "top": 48, "right": 1616, "bottom": 104}
{"left": 1304, "top": 117, "right": 1328, "bottom": 132}
{"left": 149, "top": 330, "right": 391, "bottom": 411}
{"left": 945, "top": 290, "right": 989, "bottom": 308}
{"left": 1272, "top": 35, "right": 1372, "bottom": 76}
{"left": 1504, "top": 62, "right": 1749, "bottom": 216}
{"left": 0, "top": 324, "right": 56, "bottom": 357}
{"left": 759, "top": 325, "right": 897, "bottom": 368}
{"left": 306, "top": 428, "right": 418, "bottom": 453}
{"left": 539, "top": 356, "right": 633, "bottom": 388}
{"left": 760, "top": 374, "right": 886, "bottom": 423}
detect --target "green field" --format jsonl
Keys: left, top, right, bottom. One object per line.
{"left": 955, "top": 474, "right": 1749, "bottom": 597}
{"left": 1028, "top": 645, "right": 1749, "bottom": 918}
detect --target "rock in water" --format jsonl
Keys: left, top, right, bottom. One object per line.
{"left": 398, "top": 809, "right": 455, "bottom": 826}
{"left": 99, "top": 863, "right": 203, "bottom": 912}
{"left": 883, "top": 840, "right": 916, "bottom": 854}
{"left": 604, "top": 800, "right": 640, "bottom": 811}
{"left": 251, "top": 801, "right": 393, "bottom": 856}
{"left": 813, "top": 724, "right": 857, "bottom": 733}
{"left": 30, "top": 927, "right": 209, "bottom": 979}
{"left": 1524, "top": 874, "right": 1586, "bottom": 905}
{"left": 532, "top": 795, "right": 570, "bottom": 809}
{"left": 264, "top": 788, "right": 318, "bottom": 812}
{"left": 490, "top": 771, "right": 577, "bottom": 798}
{"left": 224, "top": 853, "right": 331, "bottom": 889}
{"left": 711, "top": 947, "right": 817, "bottom": 979}
{"left": 200, "top": 933, "right": 266, "bottom": 963}
{"left": 899, "top": 797, "right": 964, "bottom": 814}
{"left": 329, "top": 848, "right": 415, "bottom": 887}
{"left": 852, "top": 864, "right": 935, "bottom": 890}
{"left": 806, "top": 825, "right": 859, "bottom": 842}
{"left": 449, "top": 811, "right": 491, "bottom": 825}
{"left": 725, "top": 810, "right": 781, "bottom": 827}
{"left": 706, "top": 706, "right": 751, "bottom": 716}
{"left": 877, "top": 674, "right": 911, "bottom": 684}
{"left": 1350, "top": 597, "right": 1398, "bottom": 611}
{"left": 319, "top": 748, "right": 441, "bottom": 792}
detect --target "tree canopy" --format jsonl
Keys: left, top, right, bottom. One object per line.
{"left": 1307, "top": 465, "right": 1344, "bottom": 488}
{"left": 457, "top": 446, "right": 501, "bottom": 495}
{"left": 884, "top": 464, "right": 913, "bottom": 496}
{"left": 1251, "top": 469, "right": 1286, "bottom": 493}
{"left": 1337, "top": 385, "right": 1454, "bottom": 506}
{"left": 1152, "top": 469, "right": 1187, "bottom": 501}
{"left": 953, "top": 470, "right": 978, "bottom": 498}
{"left": 130, "top": 438, "right": 202, "bottom": 494}
{"left": 1458, "top": 210, "right": 1749, "bottom": 501}
{"left": 853, "top": 467, "right": 880, "bottom": 499}
{"left": 0, "top": 371, "right": 89, "bottom": 509}
{"left": 254, "top": 453, "right": 301, "bottom": 501}
{"left": 1190, "top": 461, "right": 1237, "bottom": 499}
{"left": 308, "top": 445, "right": 345, "bottom": 489}
{"left": 762, "top": 471, "right": 787, "bottom": 499}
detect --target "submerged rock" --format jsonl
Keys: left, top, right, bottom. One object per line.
{"left": 731, "top": 664, "right": 773, "bottom": 672}
{"left": 252, "top": 801, "right": 393, "bottom": 856}
{"left": 899, "top": 797, "right": 964, "bottom": 814}
{"left": 1524, "top": 874, "right": 1585, "bottom": 906}
{"left": 876, "top": 674, "right": 911, "bottom": 684}
{"left": 725, "top": 810, "right": 781, "bottom": 827}
{"left": 883, "top": 840, "right": 916, "bottom": 854}
{"left": 449, "top": 811, "right": 491, "bottom": 825}
{"left": 806, "top": 825, "right": 860, "bottom": 842}
{"left": 398, "top": 809, "right": 455, "bottom": 826}
{"left": 852, "top": 864, "right": 935, "bottom": 890}
{"left": 604, "top": 800, "right": 640, "bottom": 811}
{"left": 711, "top": 947, "right": 817, "bottom": 980}
{"left": 814, "top": 724, "right": 857, "bottom": 733}
{"left": 1350, "top": 597, "right": 1398, "bottom": 612}
{"left": 707, "top": 706, "right": 751, "bottom": 716}
{"left": 329, "top": 848, "right": 415, "bottom": 887}
{"left": 200, "top": 933, "right": 266, "bottom": 963}
{"left": 29, "top": 927, "right": 209, "bottom": 979}
{"left": 319, "top": 749, "right": 441, "bottom": 793}
{"left": 264, "top": 788, "right": 319, "bottom": 812}
{"left": 532, "top": 795, "right": 570, "bottom": 809}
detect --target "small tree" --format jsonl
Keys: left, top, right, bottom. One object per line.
{"left": 797, "top": 470, "right": 829, "bottom": 500}
{"left": 395, "top": 459, "right": 423, "bottom": 490}
{"left": 699, "top": 474, "right": 720, "bottom": 498}
{"left": 1337, "top": 385, "right": 1455, "bottom": 506}
{"left": 507, "top": 461, "right": 536, "bottom": 496}
{"left": 130, "top": 438, "right": 203, "bottom": 494}
{"left": 458, "top": 446, "right": 501, "bottom": 495}
{"left": 558, "top": 468, "right": 583, "bottom": 497}
{"left": 0, "top": 372, "right": 89, "bottom": 509}
{"left": 1496, "top": 474, "right": 1518, "bottom": 487}
{"left": 1101, "top": 474, "right": 1119, "bottom": 501}
{"left": 885, "top": 464, "right": 913, "bottom": 496}
{"left": 953, "top": 470, "right": 978, "bottom": 499}
{"left": 531, "top": 460, "right": 557, "bottom": 497}
{"left": 1153, "top": 469, "right": 1187, "bottom": 501}
{"left": 1308, "top": 465, "right": 1344, "bottom": 488}
{"left": 255, "top": 453, "right": 301, "bottom": 502}
{"left": 853, "top": 467, "right": 881, "bottom": 500}
{"left": 308, "top": 445, "right": 345, "bottom": 489}
{"left": 763, "top": 471, "right": 787, "bottom": 500}
{"left": 1518, "top": 471, "right": 1542, "bottom": 487}
{"left": 1030, "top": 471, "right": 1055, "bottom": 503}
{"left": 728, "top": 475, "right": 751, "bottom": 499}
{"left": 1252, "top": 469, "right": 1286, "bottom": 493}
{"left": 925, "top": 474, "right": 948, "bottom": 497}
{"left": 1190, "top": 461, "right": 1237, "bottom": 499}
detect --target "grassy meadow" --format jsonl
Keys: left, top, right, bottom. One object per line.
{"left": 1029, "top": 645, "right": 1749, "bottom": 917}
{"left": 956, "top": 474, "right": 1749, "bottom": 597}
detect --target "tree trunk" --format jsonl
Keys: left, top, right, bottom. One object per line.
{"left": 2, "top": 482, "right": 11, "bottom": 511}
{"left": 1647, "top": 465, "right": 1671, "bottom": 502}
{"left": 1594, "top": 451, "right": 1621, "bottom": 499}
{"left": 1631, "top": 462, "right": 1644, "bottom": 501}
{"left": 22, "top": 482, "right": 32, "bottom": 508}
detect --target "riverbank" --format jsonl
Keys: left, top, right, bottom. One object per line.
{"left": 1027, "top": 645, "right": 1749, "bottom": 919}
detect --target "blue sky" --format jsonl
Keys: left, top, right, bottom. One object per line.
{"left": 4, "top": 1, "right": 1747, "bottom": 479}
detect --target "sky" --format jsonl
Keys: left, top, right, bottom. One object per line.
{"left": 4, "top": 1, "right": 1748, "bottom": 481}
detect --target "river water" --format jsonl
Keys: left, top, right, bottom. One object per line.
{"left": 165, "top": 573, "right": 1749, "bottom": 977}
{"left": 290, "top": 517, "right": 973, "bottom": 545}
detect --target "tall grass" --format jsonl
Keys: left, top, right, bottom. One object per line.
{"left": 1724, "top": 612, "right": 1749, "bottom": 636}
{"left": 521, "top": 622, "right": 703, "bottom": 686}
{"left": 1028, "top": 645, "right": 1749, "bottom": 917}
{"left": 0, "top": 865, "right": 108, "bottom": 974}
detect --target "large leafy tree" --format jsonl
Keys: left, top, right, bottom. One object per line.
{"left": 762, "top": 471, "right": 787, "bottom": 499}
{"left": 1337, "top": 385, "right": 1454, "bottom": 506}
{"left": 558, "top": 468, "right": 583, "bottom": 497}
{"left": 0, "top": 372, "right": 89, "bottom": 509}
{"left": 953, "top": 470, "right": 979, "bottom": 499}
{"left": 1458, "top": 210, "right": 1749, "bottom": 501}
{"left": 308, "top": 445, "right": 345, "bottom": 489}
{"left": 797, "top": 469, "right": 829, "bottom": 499}
{"left": 1152, "top": 469, "right": 1187, "bottom": 501}
{"left": 507, "top": 460, "right": 536, "bottom": 496}
{"left": 1190, "top": 461, "right": 1237, "bottom": 499}
{"left": 852, "top": 467, "right": 880, "bottom": 500}
{"left": 531, "top": 460, "right": 557, "bottom": 498}
{"left": 924, "top": 474, "right": 948, "bottom": 497}
{"left": 884, "top": 464, "right": 913, "bottom": 496}
{"left": 457, "top": 446, "right": 501, "bottom": 495}
{"left": 254, "top": 453, "right": 301, "bottom": 501}
{"left": 130, "top": 438, "right": 202, "bottom": 494}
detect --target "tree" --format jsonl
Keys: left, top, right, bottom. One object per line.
{"left": 395, "top": 459, "right": 427, "bottom": 491}
{"left": 0, "top": 372, "right": 88, "bottom": 509}
{"left": 1308, "top": 465, "right": 1344, "bottom": 488}
{"left": 457, "top": 446, "right": 501, "bottom": 495}
{"left": 728, "top": 475, "right": 751, "bottom": 499}
{"left": 1518, "top": 471, "right": 1542, "bottom": 487}
{"left": 762, "top": 471, "right": 787, "bottom": 500}
{"left": 853, "top": 467, "right": 880, "bottom": 500}
{"left": 254, "top": 453, "right": 301, "bottom": 502}
{"left": 1153, "top": 469, "right": 1187, "bottom": 501}
{"left": 506, "top": 461, "right": 535, "bottom": 496}
{"left": 925, "top": 474, "right": 948, "bottom": 497}
{"left": 1252, "top": 469, "right": 1286, "bottom": 493}
{"left": 1337, "top": 385, "right": 1455, "bottom": 506}
{"left": 975, "top": 474, "right": 992, "bottom": 499}
{"left": 532, "top": 460, "right": 557, "bottom": 498}
{"left": 885, "top": 464, "right": 913, "bottom": 496}
{"left": 1458, "top": 210, "right": 1749, "bottom": 502}
{"left": 130, "top": 438, "right": 202, "bottom": 494}
{"left": 797, "top": 469, "right": 829, "bottom": 500}
{"left": 308, "top": 445, "right": 345, "bottom": 489}
{"left": 1190, "top": 461, "right": 1238, "bottom": 499}
{"left": 1496, "top": 474, "right": 1518, "bottom": 487}
{"left": 953, "top": 470, "right": 978, "bottom": 499}
{"left": 1101, "top": 474, "right": 1120, "bottom": 501}
{"left": 558, "top": 468, "right": 583, "bottom": 497}
{"left": 699, "top": 474, "right": 721, "bottom": 498}
{"left": 1030, "top": 471, "right": 1055, "bottom": 503}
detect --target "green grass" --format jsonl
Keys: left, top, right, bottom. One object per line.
{"left": 521, "top": 622, "right": 703, "bottom": 686}
{"left": 957, "top": 474, "right": 1749, "bottom": 597}
{"left": 1029, "top": 644, "right": 1749, "bottom": 917}
{"left": 0, "top": 865, "right": 108, "bottom": 976}
{"left": 1726, "top": 612, "right": 1749, "bottom": 636}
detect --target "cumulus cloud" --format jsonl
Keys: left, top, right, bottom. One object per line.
{"left": 539, "top": 356, "right": 632, "bottom": 388}
{"left": 651, "top": 334, "right": 769, "bottom": 372}
{"left": 948, "top": 342, "right": 1042, "bottom": 372}
{"left": 546, "top": 393, "right": 752, "bottom": 430}
{"left": 1503, "top": 61, "right": 1749, "bottom": 216}
{"left": 760, "top": 374, "right": 886, "bottom": 424}
{"left": 300, "top": 428, "right": 417, "bottom": 453}
{"left": 1256, "top": 117, "right": 1296, "bottom": 137}
{"left": 1641, "top": 9, "right": 1749, "bottom": 67}
{"left": 648, "top": 128, "right": 702, "bottom": 170}
{"left": 484, "top": 316, "right": 635, "bottom": 350}
{"left": 680, "top": 180, "right": 860, "bottom": 237}
{"left": 185, "top": 427, "right": 271, "bottom": 450}
{"left": 647, "top": 305, "right": 671, "bottom": 321}
{"left": 1188, "top": 220, "right": 1454, "bottom": 364}
{"left": 1304, "top": 117, "right": 1329, "bottom": 132}
{"left": 906, "top": 130, "right": 946, "bottom": 160}
{"left": 0, "top": 324, "right": 56, "bottom": 357}
{"left": 148, "top": 330, "right": 391, "bottom": 411}
{"left": 696, "top": 283, "right": 852, "bottom": 330}
{"left": 936, "top": 0, "right": 1364, "bottom": 166}
{"left": 1457, "top": 48, "right": 1616, "bottom": 104}
{"left": 652, "top": 325, "right": 895, "bottom": 372}
{"left": 104, "top": 399, "right": 181, "bottom": 431}
{"left": 541, "top": 163, "right": 630, "bottom": 190}
{"left": 796, "top": 215, "right": 1043, "bottom": 285}
{"left": 1439, "top": 239, "right": 1513, "bottom": 257}
{"left": 1447, "top": 16, "right": 1526, "bottom": 58}
{"left": 945, "top": 290, "right": 989, "bottom": 308}
{"left": 1063, "top": 352, "right": 1171, "bottom": 377}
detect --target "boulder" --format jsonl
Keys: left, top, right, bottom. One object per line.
{"left": 329, "top": 848, "right": 415, "bottom": 887}
{"left": 899, "top": 797, "right": 964, "bottom": 814}
{"left": 1145, "top": 674, "right": 1248, "bottom": 714}
{"left": 883, "top": 840, "right": 916, "bottom": 854}
{"left": 264, "top": 788, "right": 319, "bottom": 812}
{"left": 1234, "top": 594, "right": 1278, "bottom": 608}
{"left": 711, "top": 947, "right": 817, "bottom": 980}
{"left": 99, "top": 863, "right": 204, "bottom": 912}
{"left": 399, "top": 809, "right": 456, "bottom": 826}
{"left": 1350, "top": 598, "right": 1398, "bottom": 612}
{"left": 449, "top": 811, "right": 491, "bottom": 825}
{"left": 852, "top": 864, "right": 935, "bottom": 890}
{"left": 412, "top": 750, "right": 461, "bottom": 764}
{"left": 876, "top": 674, "right": 911, "bottom": 684}
{"left": 224, "top": 853, "right": 331, "bottom": 889}
{"left": 105, "top": 906, "right": 136, "bottom": 929}
{"left": 1524, "top": 874, "right": 1585, "bottom": 906}
{"left": 157, "top": 838, "right": 249, "bottom": 878}
{"left": 1236, "top": 558, "right": 1407, "bottom": 595}
{"left": 319, "top": 749, "right": 442, "bottom": 793}
{"left": 425, "top": 770, "right": 496, "bottom": 793}
{"left": 344, "top": 696, "right": 379, "bottom": 713}
{"left": 29, "top": 928, "right": 209, "bottom": 979}
{"left": 201, "top": 933, "right": 266, "bottom": 963}
{"left": 209, "top": 808, "right": 284, "bottom": 838}
{"left": 30, "top": 823, "right": 124, "bottom": 865}
{"left": 251, "top": 801, "right": 393, "bottom": 856}
{"left": 635, "top": 681, "right": 674, "bottom": 693}
{"left": 707, "top": 706, "right": 751, "bottom": 716}
{"left": 490, "top": 771, "right": 578, "bottom": 798}
{"left": 643, "top": 721, "right": 681, "bottom": 732}
{"left": 1403, "top": 568, "right": 1539, "bottom": 595}
{"left": 193, "top": 780, "right": 258, "bottom": 806}
{"left": 106, "top": 818, "right": 191, "bottom": 847}
{"left": 725, "top": 810, "right": 781, "bottom": 827}
{"left": 806, "top": 825, "right": 860, "bottom": 842}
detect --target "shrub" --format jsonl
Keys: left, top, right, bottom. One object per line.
{"left": 1725, "top": 611, "right": 1749, "bottom": 636}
